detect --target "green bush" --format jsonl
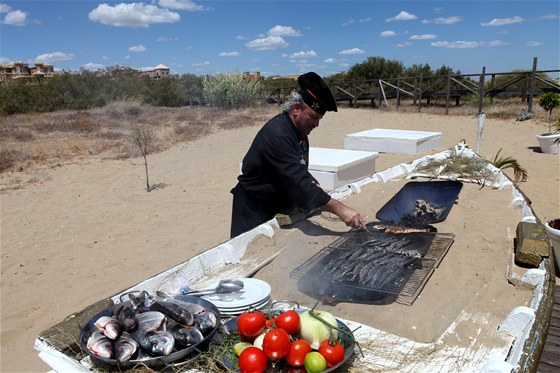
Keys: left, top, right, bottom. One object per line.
{"left": 538, "top": 92, "right": 560, "bottom": 133}
{"left": 202, "top": 73, "right": 264, "bottom": 109}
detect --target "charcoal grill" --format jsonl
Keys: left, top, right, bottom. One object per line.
{"left": 291, "top": 181, "right": 462, "bottom": 305}
{"left": 291, "top": 227, "right": 454, "bottom": 305}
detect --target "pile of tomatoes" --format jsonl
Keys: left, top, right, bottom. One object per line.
{"left": 233, "top": 309, "right": 346, "bottom": 373}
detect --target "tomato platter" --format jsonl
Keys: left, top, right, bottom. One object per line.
{"left": 215, "top": 308, "right": 355, "bottom": 373}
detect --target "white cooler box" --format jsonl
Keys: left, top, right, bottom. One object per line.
{"left": 344, "top": 128, "right": 443, "bottom": 155}
{"left": 309, "top": 147, "right": 378, "bottom": 190}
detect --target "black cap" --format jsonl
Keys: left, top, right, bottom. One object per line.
{"left": 298, "top": 72, "right": 337, "bottom": 115}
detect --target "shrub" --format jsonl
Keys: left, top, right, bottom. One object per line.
{"left": 202, "top": 73, "right": 264, "bottom": 109}
{"left": 538, "top": 92, "right": 560, "bottom": 134}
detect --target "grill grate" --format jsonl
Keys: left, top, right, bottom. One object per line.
{"left": 290, "top": 225, "right": 454, "bottom": 306}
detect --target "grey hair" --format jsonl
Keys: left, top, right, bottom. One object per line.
{"left": 283, "top": 91, "right": 306, "bottom": 112}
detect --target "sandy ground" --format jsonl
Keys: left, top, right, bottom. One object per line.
{"left": 1, "top": 108, "right": 559, "bottom": 372}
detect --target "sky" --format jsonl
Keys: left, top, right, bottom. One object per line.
{"left": 1, "top": 0, "right": 559, "bottom": 78}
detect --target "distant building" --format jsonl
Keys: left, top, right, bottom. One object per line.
{"left": 242, "top": 71, "right": 262, "bottom": 80}
{"left": 0, "top": 61, "right": 54, "bottom": 82}
{"left": 140, "top": 64, "right": 170, "bottom": 80}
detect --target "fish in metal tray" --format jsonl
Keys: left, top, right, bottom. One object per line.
{"left": 167, "top": 319, "right": 204, "bottom": 346}
{"left": 94, "top": 316, "right": 121, "bottom": 340}
{"left": 148, "top": 300, "right": 195, "bottom": 325}
{"left": 86, "top": 331, "right": 113, "bottom": 359}
{"left": 114, "top": 332, "right": 139, "bottom": 363}
{"left": 132, "top": 330, "right": 175, "bottom": 357}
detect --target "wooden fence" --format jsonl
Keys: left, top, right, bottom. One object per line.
{"left": 268, "top": 57, "right": 560, "bottom": 115}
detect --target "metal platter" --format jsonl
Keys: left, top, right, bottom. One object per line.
{"left": 215, "top": 309, "right": 355, "bottom": 372}
{"left": 79, "top": 294, "right": 220, "bottom": 370}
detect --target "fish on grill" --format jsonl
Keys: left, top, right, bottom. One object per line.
{"left": 295, "top": 228, "right": 438, "bottom": 305}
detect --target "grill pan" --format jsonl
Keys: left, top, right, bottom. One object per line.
{"left": 376, "top": 180, "right": 463, "bottom": 227}
{"left": 291, "top": 226, "right": 454, "bottom": 305}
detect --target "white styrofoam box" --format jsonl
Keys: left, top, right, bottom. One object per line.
{"left": 308, "top": 147, "right": 378, "bottom": 190}
{"left": 344, "top": 128, "right": 443, "bottom": 155}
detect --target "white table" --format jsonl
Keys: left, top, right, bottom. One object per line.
{"left": 308, "top": 147, "right": 378, "bottom": 190}
{"left": 344, "top": 128, "right": 443, "bottom": 155}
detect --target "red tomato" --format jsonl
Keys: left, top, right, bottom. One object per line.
{"left": 265, "top": 316, "right": 276, "bottom": 329}
{"left": 318, "top": 339, "right": 345, "bottom": 368}
{"left": 237, "top": 311, "right": 267, "bottom": 339}
{"left": 275, "top": 310, "right": 300, "bottom": 335}
{"left": 262, "top": 328, "right": 291, "bottom": 360}
{"left": 286, "top": 339, "right": 312, "bottom": 367}
{"left": 238, "top": 346, "right": 268, "bottom": 373}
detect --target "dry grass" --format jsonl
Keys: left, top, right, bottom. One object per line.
{"left": 0, "top": 97, "right": 549, "bottom": 179}
{"left": 0, "top": 101, "right": 275, "bottom": 176}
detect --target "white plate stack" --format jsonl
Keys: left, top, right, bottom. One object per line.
{"left": 202, "top": 278, "right": 272, "bottom": 317}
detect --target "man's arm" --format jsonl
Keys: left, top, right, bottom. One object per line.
{"left": 321, "top": 198, "right": 366, "bottom": 230}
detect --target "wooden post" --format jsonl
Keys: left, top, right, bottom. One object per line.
{"left": 445, "top": 72, "right": 451, "bottom": 115}
{"left": 521, "top": 73, "right": 528, "bottom": 103}
{"left": 478, "top": 67, "right": 486, "bottom": 115}
{"left": 489, "top": 74, "right": 495, "bottom": 105}
{"left": 413, "top": 78, "right": 417, "bottom": 106}
{"left": 417, "top": 74, "right": 423, "bottom": 112}
{"left": 396, "top": 76, "right": 401, "bottom": 110}
{"left": 528, "top": 57, "right": 537, "bottom": 112}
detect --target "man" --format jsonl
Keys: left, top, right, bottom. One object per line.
{"left": 230, "top": 72, "right": 366, "bottom": 237}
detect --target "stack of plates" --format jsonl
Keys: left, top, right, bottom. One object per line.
{"left": 202, "top": 278, "right": 271, "bottom": 316}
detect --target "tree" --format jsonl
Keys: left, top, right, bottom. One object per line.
{"left": 346, "top": 57, "right": 405, "bottom": 81}
{"left": 129, "top": 124, "right": 156, "bottom": 191}
{"left": 538, "top": 92, "right": 560, "bottom": 134}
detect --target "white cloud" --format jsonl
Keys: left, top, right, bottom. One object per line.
{"left": 285, "top": 50, "right": 317, "bottom": 59}
{"left": 0, "top": 4, "right": 12, "bottom": 13}
{"left": 128, "top": 45, "right": 147, "bottom": 52}
{"left": 0, "top": 56, "right": 11, "bottom": 64}
{"left": 156, "top": 36, "right": 178, "bottom": 42}
{"left": 397, "top": 41, "right": 412, "bottom": 48}
{"left": 410, "top": 34, "right": 437, "bottom": 40}
{"left": 380, "top": 30, "right": 397, "bottom": 37}
{"left": 158, "top": 0, "right": 208, "bottom": 11}
{"left": 246, "top": 35, "right": 288, "bottom": 51}
{"left": 81, "top": 63, "right": 105, "bottom": 71}
{"left": 35, "top": 52, "right": 75, "bottom": 63}
{"left": 192, "top": 61, "right": 210, "bottom": 67}
{"left": 386, "top": 11, "right": 417, "bottom": 22}
{"left": 235, "top": 35, "right": 246, "bottom": 40}
{"left": 2, "top": 9, "right": 27, "bottom": 26}
{"left": 124, "top": 55, "right": 131, "bottom": 60}
{"left": 422, "top": 16, "right": 462, "bottom": 25}
{"left": 339, "top": 48, "right": 365, "bottom": 55}
{"left": 267, "top": 25, "right": 301, "bottom": 37}
{"left": 88, "top": 3, "right": 180, "bottom": 28}
{"left": 487, "top": 40, "right": 507, "bottom": 47}
{"left": 481, "top": 16, "right": 524, "bottom": 27}
{"left": 431, "top": 41, "right": 482, "bottom": 49}
{"left": 525, "top": 41, "right": 542, "bottom": 47}
{"left": 219, "top": 51, "right": 240, "bottom": 57}
{"left": 539, "top": 14, "right": 560, "bottom": 20}
{"left": 342, "top": 17, "right": 372, "bottom": 26}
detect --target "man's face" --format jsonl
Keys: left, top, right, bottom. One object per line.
{"left": 293, "top": 103, "right": 323, "bottom": 137}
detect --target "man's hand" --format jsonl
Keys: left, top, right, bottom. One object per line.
{"left": 322, "top": 198, "right": 366, "bottom": 230}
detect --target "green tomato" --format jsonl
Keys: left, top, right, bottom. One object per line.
{"left": 304, "top": 351, "right": 327, "bottom": 373}
{"left": 299, "top": 310, "right": 338, "bottom": 349}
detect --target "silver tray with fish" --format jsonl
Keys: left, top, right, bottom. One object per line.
{"left": 79, "top": 293, "right": 221, "bottom": 369}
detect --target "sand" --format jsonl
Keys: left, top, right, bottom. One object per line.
{"left": 1, "top": 108, "right": 559, "bottom": 372}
